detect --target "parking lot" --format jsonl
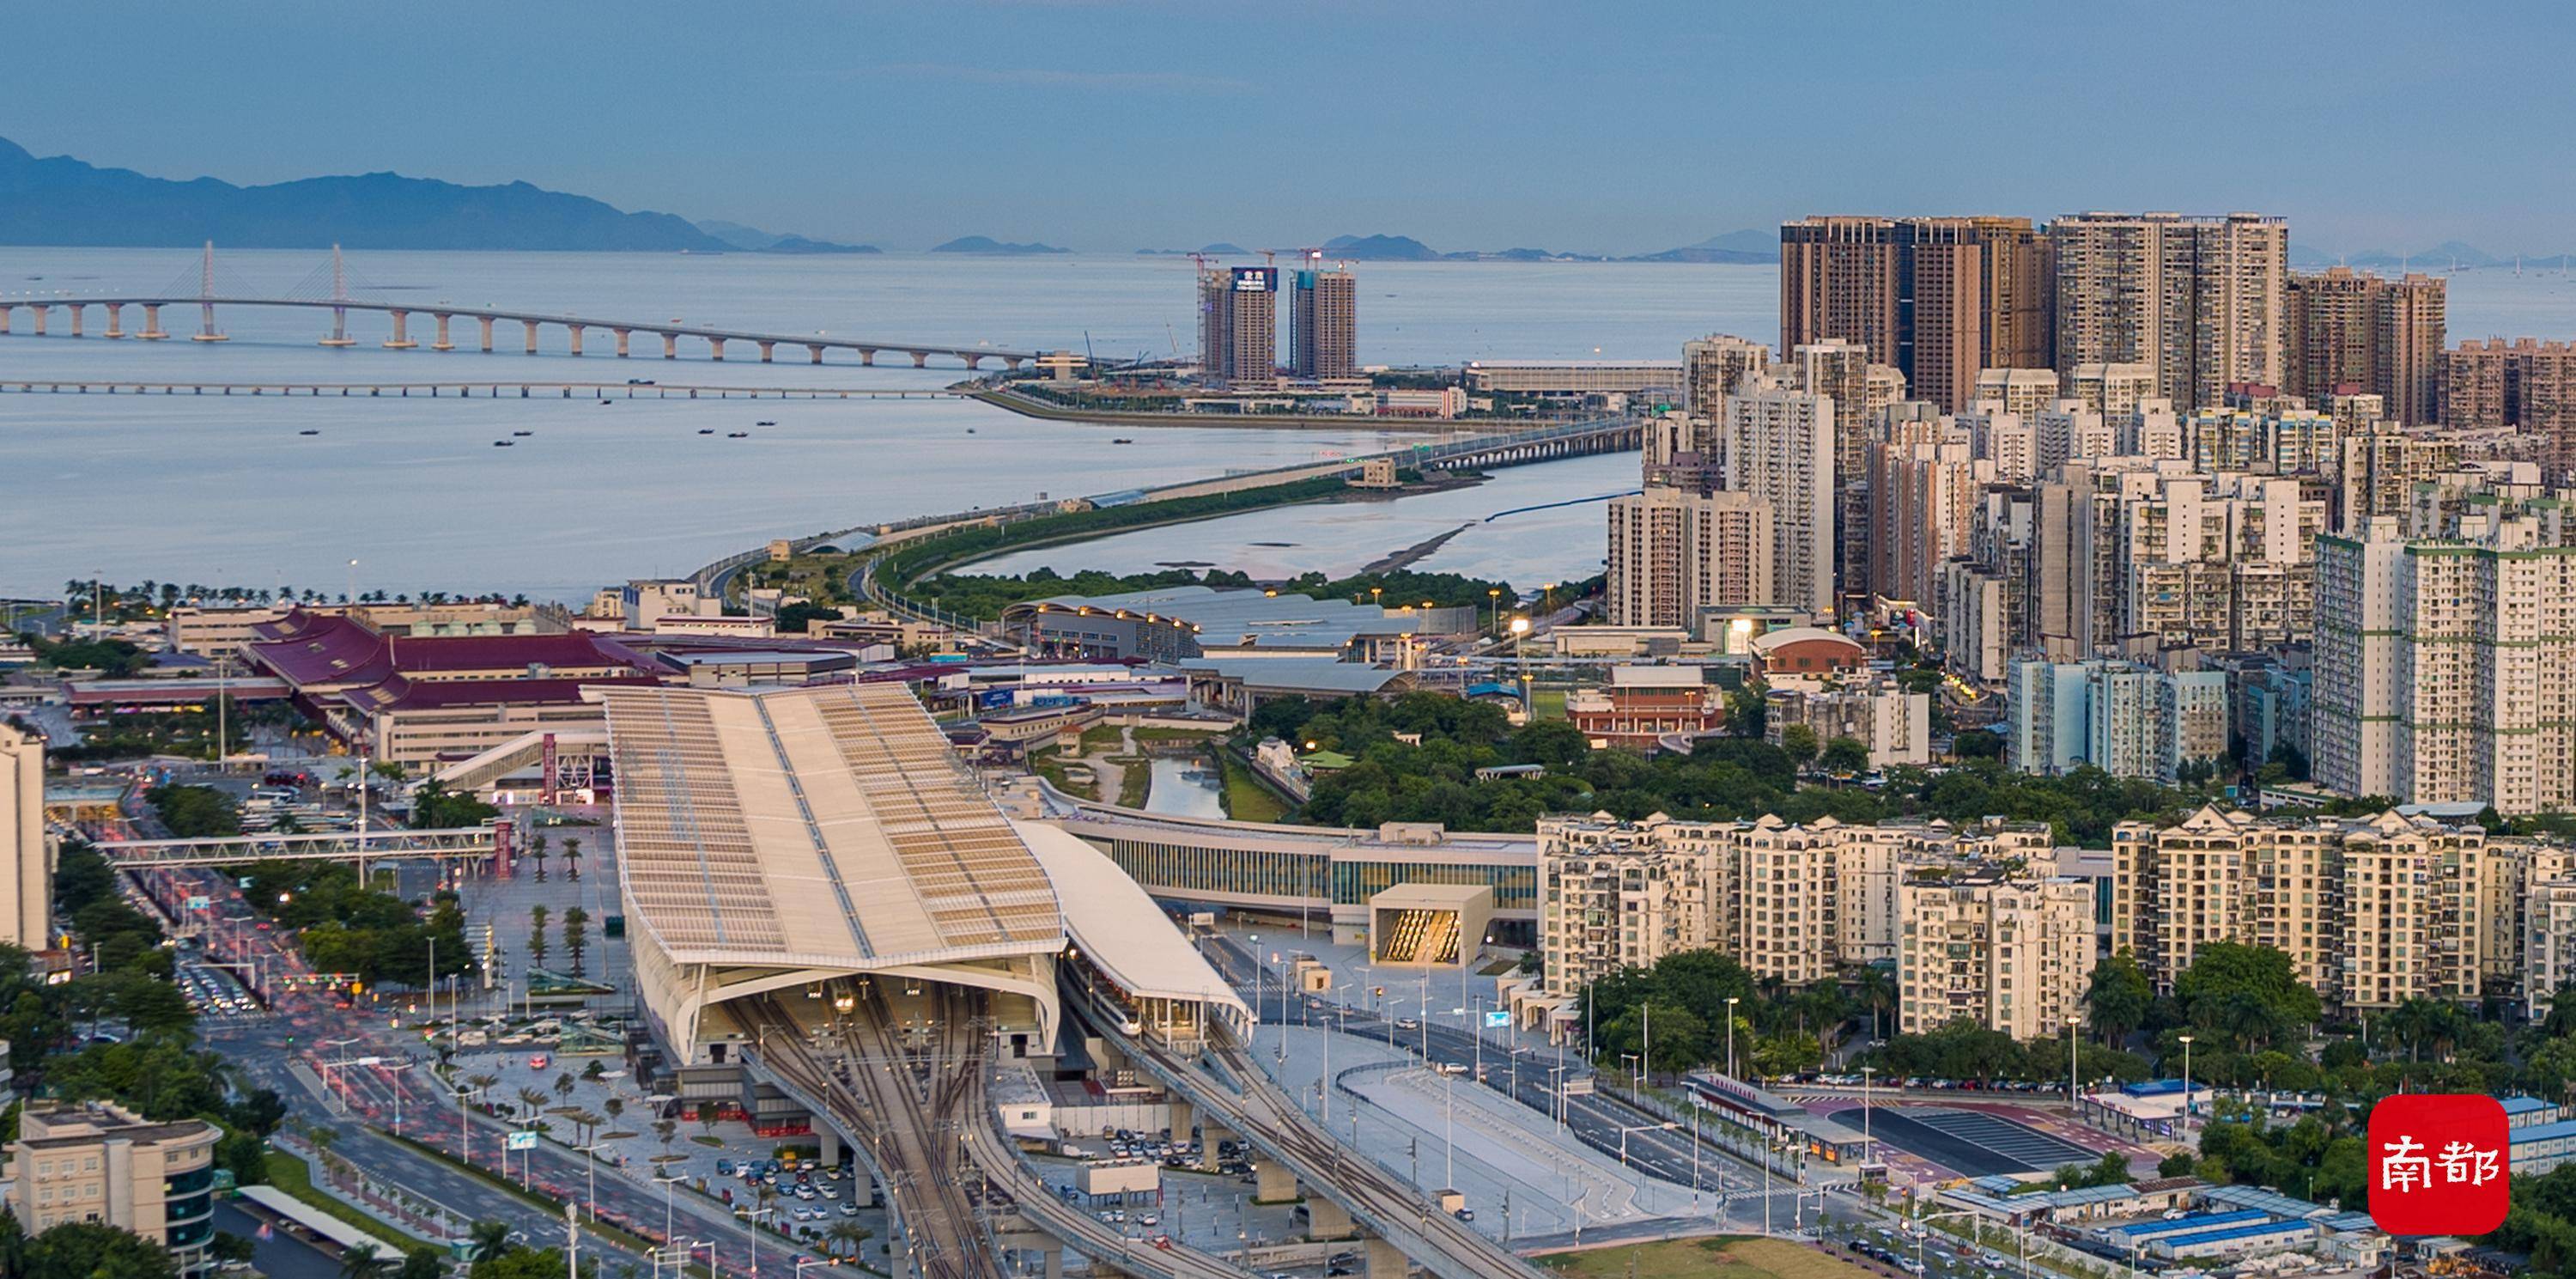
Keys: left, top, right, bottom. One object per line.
{"left": 1826, "top": 1105, "right": 2099, "bottom": 1178}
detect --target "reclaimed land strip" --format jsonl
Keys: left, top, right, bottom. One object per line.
{"left": 974, "top": 385, "right": 1487, "bottom": 432}
{"left": 1362, "top": 521, "right": 1476, "bottom": 574}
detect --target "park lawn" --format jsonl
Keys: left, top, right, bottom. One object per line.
{"left": 1536, "top": 1235, "right": 1871, "bottom": 1279}
{"left": 263, "top": 1150, "right": 425, "bottom": 1244}
{"left": 1112, "top": 757, "right": 1151, "bottom": 808}
{"left": 1532, "top": 687, "right": 1568, "bottom": 721}
{"left": 1217, "top": 752, "right": 1289, "bottom": 824}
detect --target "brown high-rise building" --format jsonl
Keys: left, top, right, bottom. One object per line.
{"left": 1291, "top": 265, "right": 1357, "bottom": 379}
{"left": 2283, "top": 267, "right": 2445, "bottom": 424}
{"left": 2443, "top": 338, "right": 2576, "bottom": 483}
{"left": 2050, "top": 211, "right": 2287, "bottom": 411}
{"left": 1780, "top": 216, "right": 2050, "bottom": 411}
{"left": 1198, "top": 265, "right": 1278, "bottom": 387}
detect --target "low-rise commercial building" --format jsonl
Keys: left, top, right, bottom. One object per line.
{"left": 7, "top": 1101, "right": 221, "bottom": 1276}
{"left": 1565, "top": 666, "right": 1723, "bottom": 752}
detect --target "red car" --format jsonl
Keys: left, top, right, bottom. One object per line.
{"left": 1151, "top": 1237, "right": 1172, "bottom": 1252}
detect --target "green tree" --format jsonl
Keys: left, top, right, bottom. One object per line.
{"left": 338, "top": 1243, "right": 395, "bottom": 1279}
{"left": 1777, "top": 723, "right": 1820, "bottom": 767}
{"left": 527, "top": 906, "right": 550, "bottom": 969}
{"left": 24, "top": 1221, "right": 179, "bottom": 1279}
{"left": 1818, "top": 736, "right": 1869, "bottom": 775}
{"left": 2085, "top": 952, "right": 2154, "bottom": 1045}
{"left": 562, "top": 907, "right": 590, "bottom": 978}
{"left": 562, "top": 837, "right": 583, "bottom": 881}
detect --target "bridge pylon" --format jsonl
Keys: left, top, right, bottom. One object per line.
{"left": 190, "top": 241, "right": 228, "bottom": 343}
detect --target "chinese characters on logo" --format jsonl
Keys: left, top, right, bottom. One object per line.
{"left": 2369, "top": 1094, "right": 2509, "bottom": 1235}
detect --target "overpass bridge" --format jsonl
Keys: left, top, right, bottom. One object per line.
{"left": 0, "top": 244, "right": 1044, "bottom": 369}
{"left": 90, "top": 824, "right": 504, "bottom": 868}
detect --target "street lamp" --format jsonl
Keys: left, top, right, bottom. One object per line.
{"left": 1615, "top": 1121, "right": 1676, "bottom": 1169}
{"left": 1508, "top": 617, "right": 1532, "bottom": 716}
{"left": 1859, "top": 1066, "right": 1874, "bottom": 1165}
{"left": 1724, "top": 996, "right": 1741, "bottom": 1078}
{"left": 2177, "top": 1034, "right": 2196, "bottom": 1140}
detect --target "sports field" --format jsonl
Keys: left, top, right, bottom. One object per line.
{"left": 1537, "top": 1234, "right": 1874, "bottom": 1279}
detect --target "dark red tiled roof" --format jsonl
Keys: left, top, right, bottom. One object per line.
{"left": 343, "top": 673, "right": 661, "bottom": 713}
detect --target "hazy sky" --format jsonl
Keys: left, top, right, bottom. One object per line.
{"left": 10, "top": 1, "right": 2573, "bottom": 255}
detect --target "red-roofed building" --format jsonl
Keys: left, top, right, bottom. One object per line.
{"left": 246, "top": 611, "right": 661, "bottom": 769}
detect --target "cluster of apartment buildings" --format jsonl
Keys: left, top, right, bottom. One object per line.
{"left": 1535, "top": 805, "right": 2576, "bottom": 1046}
{"left": 1536, "top": 812, "right": 2096, "bottom": 1040}
{"left": 1197, "top": 259, "right": 1358, "bottom": 387}
{"left": 1604, "top": 208, "right": 2576, "bottom": 814}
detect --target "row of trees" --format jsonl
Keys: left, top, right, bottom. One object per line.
{"left": 526, "top": 904, "right": 592, "bottom": 976}
{"left": 1251, "top": 691, "right": 2213, "bottom": 845}
{"left": 234, "top": 859, "right": 473, "bottom": 990}
{"left": 913, "top": 563, "right": 1523, "bottom": 625}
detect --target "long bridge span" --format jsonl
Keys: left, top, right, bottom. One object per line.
{"left": 0, "top": 247, "right": 1045, "bottom": 368}
{"left": 0, "top": 378, "right": 968, "bottom": 400}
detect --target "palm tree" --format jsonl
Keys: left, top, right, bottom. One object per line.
{"left": 603, "top": 1096, "right": 625, "bottom": 1128}
{"left": 654, "top": 1118, "right": 678, "bottom": 1156}
{"left": 528, "top": 905, "right": 550, "bottom": 969}
{"left": 466, "top": 1073, "right": 501, "bottom": 1112}
{"left": 562, "top": 837, "right": 582, "bottom": 881}
{"left": 469, "top": 1221, "right": 511, "bottom": 1262}
{"left": 1851, "top": 967, "right": 1895, "bottom": 1041}
{"left": 339, "top": 1243, "right": 394, "bottom": 1279}
{"left": 563, "top": 907, "right": 590, "bottom": 978}
{"left": 528, "top": 833, "right": 550, "bottom": 883}
{"left": 826, "top": 1222, "right": 871, "bottom": 1259}
{"left": 516, "top": 1087, "right": 549, "bottom": 1120}
{"left": 555, "top": 1072, "right": 576, "bottom": 1104}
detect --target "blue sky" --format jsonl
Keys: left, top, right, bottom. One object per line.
{"left": 9, "top": 0, "right": 2573, "bottom": 255}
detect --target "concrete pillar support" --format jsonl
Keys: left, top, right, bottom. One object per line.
{"left": 66, "top": 305, "right": 83, "bottom": 338}
{"left": 708, "top": 338, "right": 727, "bottom": 361}
{"left": 477, "top": 316, "right": 495, "bottom": 351}
{"left": 1167, "top": 1099, "right": 1194, "bottom": 1144}
{"left": 859, "top": 349, "right": 877, "bottom": 366}
{"left": 139, "top": 304, "right": 166, "bottom": 338}
{"left": 384, "top": 310, "right": 417, "bottom": 349}
{"left": 806, "top": 344, "right": 824, "bottom": 364}
{"left": 567, "top": 325, "right": 586, "bottom": 356}
{"left": 1252, "top": 1158, "right": 1296, "bottom": 1204}
{"left": 102, "top": 304, "right": 124, "bottom": 338}
{"left": 0, "top": 305, "right": 13, "bottom": 333}
{"left": 908, "top": 350, "right": 929, "bottom": 368}
{"left": 1043, "top": 1246, "right": 1062, "bottom": 1279}
{"left": 757, "top": 340, "right": 775, "bottom": 362}
{"left": 614, "top": 329, "right": 631, "bottom": 357}
{"left": 432, "top": 314, "right": 454, "bottom": 350}
{"left": 1365, "top": 1235, "right": 1409, "bottom": 1279}
{"left": 817, "top": 1128, "right": 841, "bottom": 1165}
{"left": 963, "top": 353, "right": 982, "bottom": 370}
{"left": 1305, "top": 1192, "right": 1353, "bottom": 1239}
{"left": 31, "top": 307, "right": 47, "bottom": 336}
{"left": 522, "top": 320, "right": 540, "bottom": 354}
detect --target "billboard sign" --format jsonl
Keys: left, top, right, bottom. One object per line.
{"left": 1231, "top": 266, "right": 1275, "bottom": 293}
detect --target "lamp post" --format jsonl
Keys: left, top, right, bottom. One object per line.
{"left": 1486, "top": 588, "right": 1501, "bottom": 638}
{"left": 1509, "top": 617, "right": 1532, "bottom": 716}
{"left": 2178, "top": 1034, "right": 2196, "bottom": 1141}
{"left": 2066, "top": 1015, "right": 2081, "bottom": 1107}
{"left": 1724, "top": 996, "right": 1740, "bottom": 1078}
{"left": 1616, "top": 1121, "right": 1674, "bottom": 1169}
{"left": 1859, "top": 1066, "right": 1874, "bottom": 1165}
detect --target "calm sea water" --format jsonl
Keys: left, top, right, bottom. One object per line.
{"left": 3, "top": 245, "right": 2573, "bottom": 600}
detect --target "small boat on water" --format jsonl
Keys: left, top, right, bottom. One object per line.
{"left": 697, "top": 429, "right": 715, "bottom": 435}
{"left": 726, "top": 431, "right": 750, "bottom": 438}
{"left": 492, "top": 440, "right": 514, "bottom": 448}
{"left": 966, "top": 428, "right": 977, "bottom": 434}
{"left": 298, "top": 429, "right": 320, "bottom": 436}
{"left": 512, "top": 430, "right": 533, "bottom": 436}
{"left": 756, "top": 420, "right": 776, "bottom": 426}
{"left": 1111, "top": 437, "right": 1135, "bottom": 444}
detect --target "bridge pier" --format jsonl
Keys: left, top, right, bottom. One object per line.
{"left": 756, "top": 340, "right": 775, "bottom": 362}
{"left": 1303, "top": 1191, "right": 1353, "bottom": 1239}
{"left": 661, "top": 332, "right": 677, "bottom": 359}
{"left": 708, "top": 338, "right": 727, "bottom": 361}
{"left": 30, "top": 306, "right": 46, "bottom": 336}
{"left": 613, "top": 328, "right": 630, "bottom": 357}
{"left": 1005, "top": 356, "right": 1024, "bottom": 371}
{"left": 384, "top": 309, "right": 417, "bottom": 350}
{"left": 1365, "top": 1234, "right": 1411, "bottom": 1279}
{"left": 477, "top": 316, "right": 495, "bottom": 352}
{"left": 0, "top": 305, "right": 10, "bottom": 333}
{"left": 68, "top": 305, "right": 86, "bottom": 338}
{"left": 1251, "top": 1157, "right": 1296, "bottom": 1204}
{"left": 102, "top": 303, "right": 125, "bottom": 338}
{"left": 192, "top": 301, "right": 226, "bottom": 342}
{"left": 432, "top": 314, "right": 454, "bottom": 351}
{"left": 521, "top": 320, "right": 540, "bottom": 354}
{"left": 908, "top": 350, "right": 929, "bottom": 368}
{"left": 567, "top": 325, "right": 586, "bottom": 356}
{"left": 858, "top": 348, "right": 876, "bottom": 366}
{"left": 962, "top": 354, "right": 982, "bottom": 370}
{"left": 806, "top": 344, "right": 825, "bottom": 364}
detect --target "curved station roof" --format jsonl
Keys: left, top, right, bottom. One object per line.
{"left": 594, "top": 682, "right": 1065, "bottom": 971}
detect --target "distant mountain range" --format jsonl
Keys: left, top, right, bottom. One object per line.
{"left": 694, "top": 220, "right": 878, "bottom": 253}
{"left": 0, "top": 134, "right": 873, "bottom": 253}
{"left": 933, "top": 235, "right": 1070, "bottom": 255}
